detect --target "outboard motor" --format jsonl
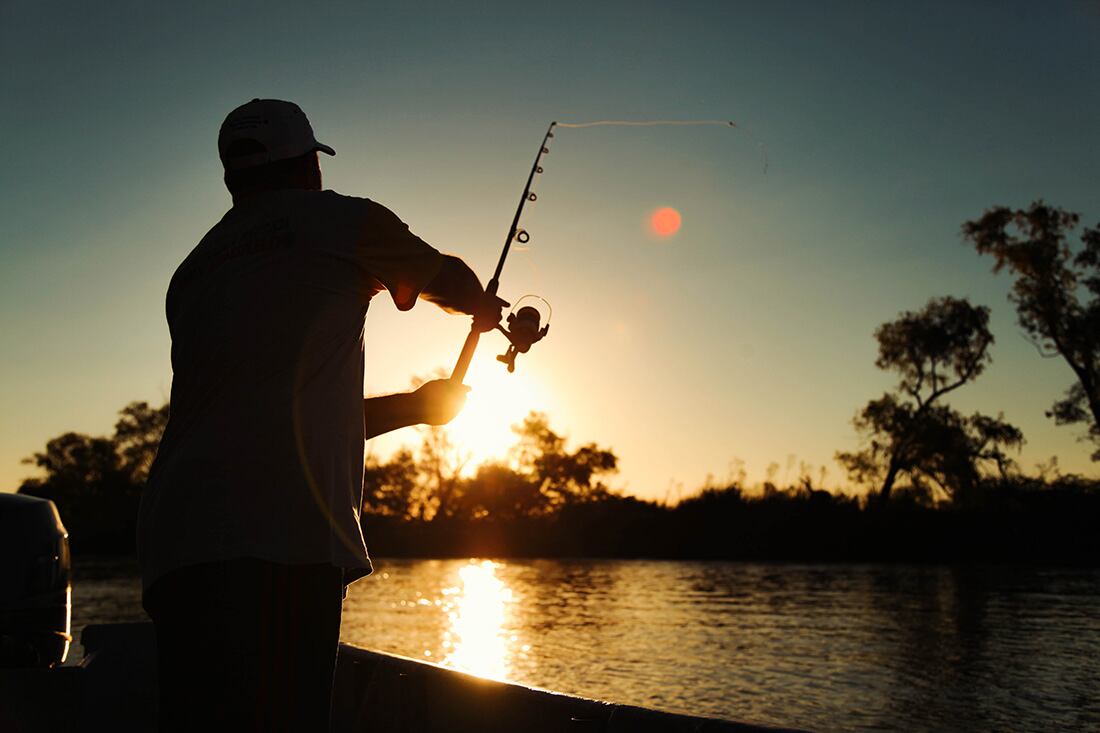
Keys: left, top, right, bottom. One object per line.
{"left": 0, "top": 493, "right": 71, "bottom": 668}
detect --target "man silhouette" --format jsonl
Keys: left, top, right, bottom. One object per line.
{"left": 137, "top": 99, "right": 504, "bottom": 731}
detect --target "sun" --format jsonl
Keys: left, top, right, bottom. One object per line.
{"left": 446, "top": 353, "right": 548, "bottom": 472}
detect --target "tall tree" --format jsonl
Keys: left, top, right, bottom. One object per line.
{"left": 512, "top": 412, "right": 618, "bottom": 506}
{"left": 415, "top": 423, "right": 470, "bottom": 520}
{"left": 19, "top": 432, "right": 131, "bottom": 501}
{"left": 837, "top": 296, "right": 1023, "bottom": 502}
{"left": 112, "top": 401, "right": 170, "bottom": 484}
{"left": 963, "top": 202, "right": 1100, "bottom": 459}
{"left": 457, "top": 462, "right": 545, "bottom": 521}
{"left": 362, "top": 449, "right": 423, "bottom": 518}
{"left": 18, "top": 400, "right": 169, "bottom": 541}
{"left": 19, "top": 432, "right": 137, "bottom": 538}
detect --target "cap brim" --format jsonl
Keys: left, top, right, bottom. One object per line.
{"left": 316, "top": 141, "right": 336, "bottom": 157}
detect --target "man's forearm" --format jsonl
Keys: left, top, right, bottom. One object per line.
{"left": 420, "top": 255, "right": 485, "bottom": 315}
{"left": 363, "top": 393, "right": 421, "bottom": 440}
{"left": 364, "top": 380, "right": 469, "bottom": 439}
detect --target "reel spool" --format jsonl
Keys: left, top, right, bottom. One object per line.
{"left": 496, "top": 295, "right": 551, "bottom": 373}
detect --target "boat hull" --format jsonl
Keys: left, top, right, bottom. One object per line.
{"left": 1, "top": 623, "right": 808, "bottom": 732}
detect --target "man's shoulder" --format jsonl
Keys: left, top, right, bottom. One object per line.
{"left": 313, "top": 190, "right": 399, "bottom": 220}
{"left": 312, "top": 189, "right": 368, "bottom": 206}
{"left": 291, "top": 190, "right": 404, "bottom": 227}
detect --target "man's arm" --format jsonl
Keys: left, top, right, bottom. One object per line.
{"left": 421, "top": 255, "right": 508, "bottom": 330}
{"left": 364, "top": 379, "right": 470, "bottom": 440}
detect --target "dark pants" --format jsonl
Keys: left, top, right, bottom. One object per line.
{"left": 144, "top": 558, "right": 344, "bottom": 733}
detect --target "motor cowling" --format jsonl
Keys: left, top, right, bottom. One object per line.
{"left": 0, "top": 493, "right": 72, "bottom": 668}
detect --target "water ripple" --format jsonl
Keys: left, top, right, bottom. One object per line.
{"left": 340, "top": 560, "right": 1100, "bottom": 732}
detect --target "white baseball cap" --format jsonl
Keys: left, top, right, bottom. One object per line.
{"left": 218, "top": 99, "right": 336, "bottom": 171}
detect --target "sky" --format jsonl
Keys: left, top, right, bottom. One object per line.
{"left": 2, "top": 1, "right": 1099, "bottom": 500}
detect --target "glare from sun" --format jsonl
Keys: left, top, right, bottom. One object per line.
{"left": 446, "top": 353, "right": 549, "bottom": 472}
{"left": 442, "top": 560, "right": 516, "bottom": 680}
{"left": 649, "top": 206, "right": 682, "bottom": 237}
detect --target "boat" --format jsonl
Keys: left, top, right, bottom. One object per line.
{"left": 2, "top": 622, "right": 807, "bottom": 732}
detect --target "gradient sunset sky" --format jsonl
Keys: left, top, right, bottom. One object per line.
{"left": 3, "top": 1, "right": 1099, "bottom": 500}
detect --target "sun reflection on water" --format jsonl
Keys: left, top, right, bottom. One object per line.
{"left": 441, "top": 560, "right": 516, "bottom": 680}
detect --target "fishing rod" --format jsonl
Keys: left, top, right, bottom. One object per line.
{"left": 450, "top": 118, "right": 748, "bottom": 382}
{"left": 450, "top": 121, "right": 557, "bottom": 382}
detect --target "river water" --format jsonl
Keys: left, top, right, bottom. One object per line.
{"left": 72, "top": 558, "right": 1100, "bottom": 732}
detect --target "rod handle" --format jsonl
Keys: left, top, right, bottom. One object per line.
{"left": 451, "top": 328, "right": 480, "bottom": 383}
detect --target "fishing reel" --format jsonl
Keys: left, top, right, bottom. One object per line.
{"left": 496, "top": 295, "right": 551, "bottom": 373}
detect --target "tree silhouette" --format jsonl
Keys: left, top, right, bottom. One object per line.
{"left": 456, "top": 462, "right": 545, "bottom": 521}
{"left": 112, "top": 401, "right": 170, "bottom": 484}
{"left": 20, "top": 432, "right": 131, "bottom": 498}
{"left": 362, "top": 449, "right": 422, "bottom": 518}
{"left": 416, "top": 423, "right": 471, "bottom": 521}
{"left": 359, "top": 411, "right": 618, "bottom": 522}
{"left": 837, "top": 297, "right": 1023, "bottom": 502}
{"left": 963, "top": 201, "right": 1100, "bottom": 460}
{"left": 19, "top": 432, "right": 137, "bottom": 540}
{"left": 511, "top": 412, "right": 618, "bottom": 507}
{"left": 18, "top": 401, "right": 169, "bottom": 543}
{"left": 12, "top": 394, "right": 1100, "bottom": 562}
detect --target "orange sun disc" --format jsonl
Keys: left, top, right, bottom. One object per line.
{"left": 649, "top": 207, "right": 682, "bottom": 237}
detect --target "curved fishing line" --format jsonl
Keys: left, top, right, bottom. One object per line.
{"left": 556, "top": 119, "right": 736, "bottom": 128}
{"left": 555, "top": 119, "right": 768, "bottom": 174}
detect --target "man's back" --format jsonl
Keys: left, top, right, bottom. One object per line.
{"left": 138, "top": 189, "right": 443, "bottom": 592}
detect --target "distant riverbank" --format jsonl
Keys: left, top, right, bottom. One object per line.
{"left": 359, "top": 484, "right": 1100, "bottom": 566}
{"left": 64, "top": 480, "right": 1100, "bottom": 567}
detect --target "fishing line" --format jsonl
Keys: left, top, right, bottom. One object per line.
{"left": 556, "top": 118, "right": 768, "bottom": 173}
{"left": 555, "top": 119, "right": 736, "bottom": 128}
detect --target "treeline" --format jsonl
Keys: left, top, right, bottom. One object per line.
{"left": 361, "top": 476, "right": 1100, "bottom": 565}
{"left": 16, "top": 397, "right": 1100, "bottom": 565}
{"left": 356, "top": 408, "right": 1100, "bottom": 564}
